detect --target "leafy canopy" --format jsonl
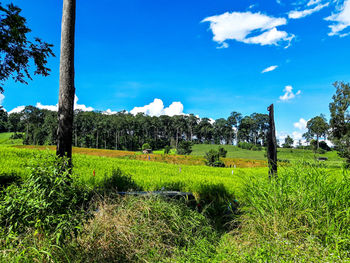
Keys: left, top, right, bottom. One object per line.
{"left": 0, "top": 3, "right": 54, "bottom": 93}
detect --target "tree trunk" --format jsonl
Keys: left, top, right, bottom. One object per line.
{"left": 267, "top": 104, "right": 277, "bottom": 177}
{"left": 56, "top": 0, "right": 76, "bottom": 165}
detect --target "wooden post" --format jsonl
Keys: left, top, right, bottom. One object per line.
{"left": 267, "top": 104, "right": 277, "bottom": 177}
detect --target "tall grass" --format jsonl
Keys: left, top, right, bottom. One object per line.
{"left": 217, "top": 163, "right": 350, "bottom": 261}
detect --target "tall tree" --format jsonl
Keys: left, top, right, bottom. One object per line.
{"left": 56, "top": 0, "right": 76, "bottom": 163}
{"left": 329, "top": 81, "right": 350, "bottom": 164}
{"left": 282, "top": 135, "right": 294, "bottom": 148}
{"left": 306, "top": 115, "right": 329, "bottom": 149}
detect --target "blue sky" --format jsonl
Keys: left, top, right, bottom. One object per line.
{"left": 1, "top": 0, "right": 350, "bottom": 143}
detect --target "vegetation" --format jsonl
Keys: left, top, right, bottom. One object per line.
{"left": 305, "top": 115, "right": 329, "bottom": 149}
{"left": 329, "top": 81, "right": 350, "bottom": 165}
{"left": 0, "top": 107, "right": 272, "bottom": 151}
{"left": 176, "top": 141, "right": 193, "bottom": 155}
{"left": 282, "top": 135, "right": 294, "bottom": 148}
{"left": 0, "top": 3, "right": 54, "bottom": 93}
{"left": 0, "top": 146, "right": 349, "bottom": 262}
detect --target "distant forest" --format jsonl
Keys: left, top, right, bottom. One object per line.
{"left": 0, "top": 106, "right": 271, "bottom": 151}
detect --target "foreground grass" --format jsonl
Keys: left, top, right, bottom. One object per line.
{"left": 1, "top": 146, "right": 349, "bottom": 262}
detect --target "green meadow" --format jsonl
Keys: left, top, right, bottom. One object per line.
{"left": 0, "top": 143, "right": 349, "bottom": 262}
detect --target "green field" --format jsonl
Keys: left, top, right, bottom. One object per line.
{"left": 0, "top": 140, "right": 349, "bottom": 262}
{"left": 0, "top": 132, "right": 23, "bottom": 146}
{"left": 191, "top": 143, "right": 344, "bottom": 167}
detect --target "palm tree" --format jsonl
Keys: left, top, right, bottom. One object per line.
{"left": 56, "top": 0, "right": 76, "bottom": 164}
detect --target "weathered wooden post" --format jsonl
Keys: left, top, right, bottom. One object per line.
{"left": 267, "top": 104, "right": 277, "bottom": 177}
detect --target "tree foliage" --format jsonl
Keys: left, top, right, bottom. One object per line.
{"left": 0, "top": 3, "right": 54, "bottom": 93}
{"left": 329, "top": 81, "right": 350, "bottom": 163}
{"left": 306, "top": 115, "right": 329, "bottom": 149}
{"left": 282, "top": 135, "right": 294, "bottom": 148}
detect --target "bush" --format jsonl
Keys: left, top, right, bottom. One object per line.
{"left": 218, "top": 147, "right": 227, "bottom": 158}
{"left": 141, "top": 143, "right": 151, "bottom": 151}
{"left": 164, "top": 145, "right": 171, "bottom": 154}
{"left": 177, "top": 141, "right": 193, "bottom": 155}
{"left": 9, "top": 133, "right": 23, "bottom": 139}
{"left": 204, "top": 149, "right": 225, "bottom": 167}
{"left": 0, "top": 155, "right": 89, "bottom": 242}
{"left": 319, "top": 141, "right": 331, "bottom": 151}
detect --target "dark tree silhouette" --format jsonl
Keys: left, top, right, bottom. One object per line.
{"left": 0, "top": 3, "right": 54, "bottom": 93}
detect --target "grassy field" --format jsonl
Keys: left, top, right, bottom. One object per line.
{"left": 191, "top": 143, "right": 344, "bottom": 167}
{"left": 0, "top": 146, "right": 266, "bottom": 198}
{"left": 0, "top": 144, "right": 349, "bottom": 262}
{"left": 0, "top": 132, "right": 23, "bottom": 146}
{"left": 0, "top": 134, "right": 348, "bottom": 261}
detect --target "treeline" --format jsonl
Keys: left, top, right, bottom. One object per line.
{"left": 0, "top": 106, "right": 270, "bottom": 151}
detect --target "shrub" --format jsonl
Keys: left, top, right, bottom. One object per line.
{"left": 141, "top": 143, "right": 151, "bottom": 151}
{"left": 0, "top": 154, "right": 89, "bottom": 242}
{"left": 9, "top": 133, "right": 23, "bottom": 139}
{"left": 204, "top": 149, "right": 225, "bottom": 167}
{"left": 218, "top": 147, "right": 227, "bottom": 157}
{"left": 319, "top": 141, "right": 331, "bottom": 151}
{"left": 177, "top": 141, "right": 193, "bottom": 155}
{"left": 164, "top": 145, "right": 171, "bottom": 154}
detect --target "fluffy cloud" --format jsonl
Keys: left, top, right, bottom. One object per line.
{"left": 325, "top": 0, "right": 350, "bottom": 36}
{"left": 262, "top": 65, "right": 278, "bottom": 73}
{"left": 9, "top": 95, "right": 94, "bottom": 114}
{"left": 294, "top": 118, "right": 308, "bottom": 130}
{"left": 0, "top": 94, "right": 4, "bottom": 105}
{"left": 279, "top": 85, "right": 301, "bottom": 102}
{"left": 288, "top": 3, "right": 329, "bottom": 19}
{"left": 202, "top": 11, "right": 294, "bottom": 48}
{"left": 36, "top": 96, "right": 94, "bottom": 112}
{"left": 103, "top": 109, "right": 119, "bottom": 115}
{"left": 9, "top": 106, "right": 25, "bottom": 114}
{"left": 130, "top": 99, "right": 185, "bottom": 117}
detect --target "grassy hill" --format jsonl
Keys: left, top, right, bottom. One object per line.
{"left": 191, "top": 144, "right": 344, "bottom": 167}
{"left": 0, "top": 132, "right": 23, "bottom": 146}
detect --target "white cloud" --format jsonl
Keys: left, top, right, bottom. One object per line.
{"left": 9, "top": 106, "right": 25, "bottom": 114}
{"left": 36, "top": 102, "right": 57, "bottom": 111}
{"left": 307, "top": 0, "right": 322, "bottom": 6}
{"left": 262, "top": 65, "right": 278, "bottom": 73}
{"left": 288, "top": 3, "right": 329, "bottom": 19}
{"left": 35, "top": 96, "right": 94, "bottom": 112}
{"left": 294, "top": 118, "right": 308, "bottom": 130}
{"left": 130, "top": 99, "right": 185, "bottom": 117}
{"left": 325, "top": 0, "right": 350, "bottom": 36}
{"left": 202, "top": 11, "right": 294, "bottom": 48}
{"left": 9, "top": 95, "right": 94, "bottom": 114}
{"left": 103, "top": 109, "right": 119, "bottom": 115}
{"left": 279, "top": 85, "right": 301, "bottom": 101}
{"left": 0, "top": 94, "right": 4, "bottom": 105}
{"left": 73, "top": 96, "right": 94, "bottom": 111}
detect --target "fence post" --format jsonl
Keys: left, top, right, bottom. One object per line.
{"left": 267, "top": 104, "right": 277, "bottom": 177}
